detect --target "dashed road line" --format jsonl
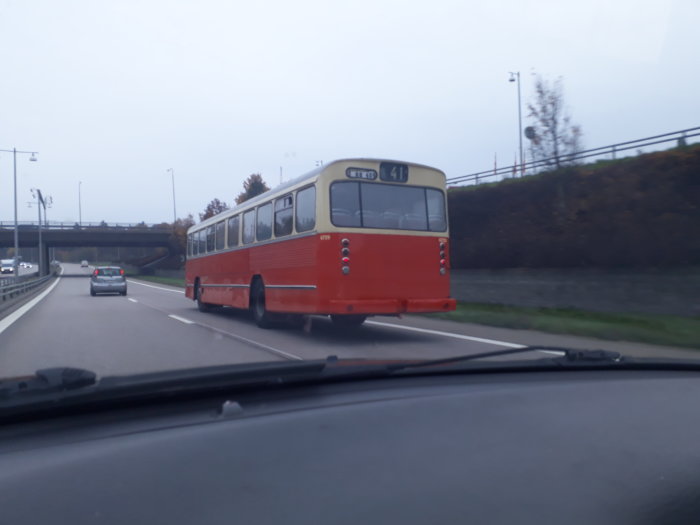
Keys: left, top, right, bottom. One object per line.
{"left": 127, "top": 280, "right": 185, "bottom": 294}
{"left": 124, "top": 290, "right": 301, "bottom": 361}
{"left": 168, "top": 314, "right": 195, "bottom": 325}
{"left": 193, "top": 320, "right": 304, "bottom": 361}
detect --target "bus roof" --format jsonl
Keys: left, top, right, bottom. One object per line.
{"left": 190, "top": 158, "right": 444, "bottom": 233}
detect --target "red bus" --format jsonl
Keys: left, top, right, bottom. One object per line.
{"left": 185, "top": 159, "right": 456, "bottom": 327}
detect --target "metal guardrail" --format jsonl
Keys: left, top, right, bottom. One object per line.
{"left": 447, "top": 126, "right": 700, "bottom": 186}
{"left": 0, "top": 272, "right": 54, "bottom": 304}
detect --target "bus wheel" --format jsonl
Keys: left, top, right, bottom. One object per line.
{"left": 196, "top": 285, "right": 214, "bottom": 312}
{"left": 251, "top": 281, "right": 274, "bottom": 328}
{"left": 330, "top": 314, "right": 367, "bottom": 327}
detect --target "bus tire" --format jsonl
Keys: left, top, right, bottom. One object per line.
{"left": 196, "top": 284, "right": 214, "bottom": 313}
{"left": 330, "top": 314, "right": 367, "bottom": 327}
{"left": 251, "top": 281, "right": 274, "bottom": 328}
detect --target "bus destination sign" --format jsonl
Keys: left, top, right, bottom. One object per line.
{"left": 380, "top": 162, "right": 409, "bottom": 183}
{"left": 346, "top": 168, "right": 378, "bottom": 180}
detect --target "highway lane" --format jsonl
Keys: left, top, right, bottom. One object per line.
{"left": 0, "top": 264, "right": 281, "bottom": 378}
{"left": 124, "top": 275, "right": 697, "bottom": 361}
{"left": 0, "top": 263, "right": 695, "bottom": 378}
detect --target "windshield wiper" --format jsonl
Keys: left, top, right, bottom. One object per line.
{"left": 0, "top": 360, "right": 328, "bottom": 419}
{"left": 385, "top": 346, "right": 623, "bottom": 373}
{"left": 0, "top": 367, "right": 97, "bottom": 400}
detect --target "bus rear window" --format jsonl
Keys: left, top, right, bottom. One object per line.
{"left": 330, "top": 181, "right": 446, "bottom": 232}
{"left": 330, "top": 182, "right": 361, "bottom": 227}
{"left": 426, "top": 188, "right": 447, "bottom": 231}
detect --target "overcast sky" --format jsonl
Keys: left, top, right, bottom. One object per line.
{"left": 0, "top": 0, "right": 697, "bottom": 224}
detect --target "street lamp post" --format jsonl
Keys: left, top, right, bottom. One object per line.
{"left": 1, "top": 147, "right": 38, "bottom": 276}
{"left": 509, "top": 72, "right": 524, "bottom": 176}
{"left": 31, "top": 189, "right": 50, "bottom": 275}
{"left": 78, "top": 181, "right": 82, "bottom": 227}
{"left": 167, "top": 168, "right": 177, "bottom": 224}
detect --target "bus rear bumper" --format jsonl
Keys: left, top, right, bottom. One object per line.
{"left": 327, "top": 298, "right": 456, "bottom": 315}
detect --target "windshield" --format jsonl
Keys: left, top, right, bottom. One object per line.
{"left": 0, "top": 1, "right": 697, "bottom": 388}
{"left": 330, "top": 181, "right": 447, "bottom": 231}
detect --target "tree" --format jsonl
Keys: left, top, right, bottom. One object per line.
{"left": 169, "top": 214, "right": 195, "bottom": 258}
{"left": 526, "top": 74, "right": 583, "bottom": 169}
{"left": 199, "top": 198, "right": 230, "bottom": 222}
{"left": 235, "top": 173, "right": 270, "bottom": 204}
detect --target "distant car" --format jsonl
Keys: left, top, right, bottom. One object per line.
{"left": 20, "top": 262, "right": 32, "bottom": 269}
{"left": 81, "top": 260, "right": 89, "bottom": 268}
{"left": 1, "top": 259, "right": 15, "bottom": 274}
{"left": 90, "top": 266, "right": 127, "bottom": 296}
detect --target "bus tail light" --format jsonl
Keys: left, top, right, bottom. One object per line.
{"left": 439, "top": 240, "right": 447, "bottom": 275}
{"left": 341, "top": 238, "right": 350, "bottom": 275}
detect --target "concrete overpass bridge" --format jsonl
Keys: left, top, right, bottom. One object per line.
{"left": 0, "top": 221, "right": 176, "bottom": 274}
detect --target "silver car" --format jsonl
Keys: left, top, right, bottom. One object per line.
{"left": 90, "top": 266, "right": 127, "bottom": 296}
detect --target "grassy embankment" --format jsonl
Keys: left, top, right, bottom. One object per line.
{"left": 427, "top": 303, "right": 700, "bottom": 350}
{"left": 126, "top": 273, "right": 699, "bottom": 348}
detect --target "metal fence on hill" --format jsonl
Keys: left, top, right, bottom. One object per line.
{"left": 447, "top": 126, "right": 700, "bottom": 187}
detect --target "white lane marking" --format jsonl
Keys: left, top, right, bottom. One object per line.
{"left": 366, "top": 320, "right": 525, "bottom": 348}
{"left": 0, "top": 273, "right": 62, "bottom": 336}
{"left": 168, "top": 314, "right": 195, "bottom": 325}
{"left": 128, "top": 298, "right": 138, "bottom": 303}
{"left": 127, "top": 279, "right": 185, "bottom": 294}
{"left": 123, "top": 292, "right": 300, "bottom": 361}
{"left": 195, "top": 320, "right": 304, "bottom": 361}
{"left": 366, "top": 321, "right": 565, "bottom": 356}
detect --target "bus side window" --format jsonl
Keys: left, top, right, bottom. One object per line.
{"left": 215, "top": 221, "right": 225, "bottom": 251}
{"left": 206, "top": 226, "right": 215, "bottom": 252}
{"left": 296, "top": 186, "right": 316, "bottom": 232}
{"left": 198, "top": 230, "right": 206, "bottom": 253}
{"left": 227, "top": 216, "right": 239, "bottom": 247}
{"left": 257, "top": 203, "right": 273, "bottom": 241}
{"left": 242, "top": 209, "right": 255, "bottom": 244}
{"left": 187, "top": 234, "right": 193, "bottom": 257}
{"left": 426, "top": 189, "right": 447, "bottom": 232}
{"left": 275, "top": 195, "right": 293, "bottom": 237}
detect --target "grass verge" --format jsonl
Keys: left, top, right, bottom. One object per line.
{"left": 426, "top": 303, "right": 700, "bottom": 350}
{"left": 128, "top": 274, "right": 185, "bottom": 288}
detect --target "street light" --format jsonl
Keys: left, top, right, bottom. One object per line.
{"left": 78, "top": 181, "right": 82, "bottom": 227}
{"left": 0, "top": 147, "right": 38, "bottom": 276}
{"left": 30, "top": 188, "right": 50, "bottom": 275}
{"left": 166, "top": 168, "right": 177, "bottom": 224}
{"left": 509, "top": 72, "right": 524, "bottom": 176}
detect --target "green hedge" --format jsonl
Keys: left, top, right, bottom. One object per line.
{"left": 448, "top": 145, "right": 700, "bottom": 268}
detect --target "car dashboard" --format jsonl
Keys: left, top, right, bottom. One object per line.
{"left": 0, "top": 368, "right": 699, "bottom": 524}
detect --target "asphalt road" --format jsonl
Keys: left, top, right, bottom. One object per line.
{"left": 0, "top": 263, "right": 695, "bottom": 378}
